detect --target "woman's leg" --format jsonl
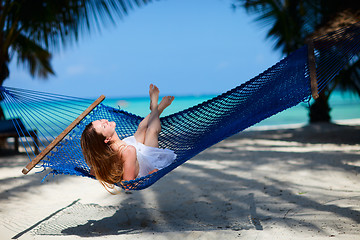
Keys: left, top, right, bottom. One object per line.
{"left": 144, "top": 107, "right": 161, "bottom": 148}
{"left": 143, "top": 84, "right": 161, "bottom": 147}
{"left": 133, "top": 95, "right": 175, "bottom": 143}
{"left": 133, "top": 114, "right": 151, "bottom": 144}
{"left": 143, "top": 95, "right": 174, "bottom": 147}
{"left": 133, "top": 84, "right": 159, "bottom": 144}
{"left": 133, "top": 84, "right": 174, "bottom": 145}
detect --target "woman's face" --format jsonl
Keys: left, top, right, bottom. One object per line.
{"left": 92, "top": 119, "right": 116, "bottom": 139}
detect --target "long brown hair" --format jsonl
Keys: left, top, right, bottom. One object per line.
{"left": 80, "top": 122, "right": 124, "bottom": 193}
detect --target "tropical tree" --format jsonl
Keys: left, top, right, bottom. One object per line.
{"left": 232, "top": 0, "right": 360, "bottom": 122}
{"left": 0, "top": 0, "right": 152, "bottom": 119}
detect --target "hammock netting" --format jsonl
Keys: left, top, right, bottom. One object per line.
{"left": 1, "top": 22, "right": 360, "bottom": 190}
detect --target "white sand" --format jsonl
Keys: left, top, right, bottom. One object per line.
{"left": 1, "top": 122, "right": 359, "bottom": 240}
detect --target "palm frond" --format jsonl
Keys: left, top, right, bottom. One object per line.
{"left": 336, "top": 56, "right": 360, "bottom": 95}
{"left": 10, "top": 0, "right": 153, "bottom": 51}
{"left": 11, "top": 33, "right": 54, "bottom": 79}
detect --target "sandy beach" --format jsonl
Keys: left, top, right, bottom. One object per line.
{"left": 0, "top": 121, "right": 359, "bottom": 240}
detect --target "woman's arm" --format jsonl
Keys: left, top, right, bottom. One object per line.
{"left": 121, "top": 146, "right": 138, "bottom": 181}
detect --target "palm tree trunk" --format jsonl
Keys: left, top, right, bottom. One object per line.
{"left": 0, "top": 61, "right": 9, "bottom": 120}
{"left": 309, "top": 91, "right": 331, "bottom": 123}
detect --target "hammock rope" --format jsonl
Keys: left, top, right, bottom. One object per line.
{"left": 1, "top": 22, "right": 360, "bottom": 190}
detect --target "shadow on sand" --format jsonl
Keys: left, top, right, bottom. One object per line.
{"left": 6, "top": 123, "right": 360, "bottom": 238}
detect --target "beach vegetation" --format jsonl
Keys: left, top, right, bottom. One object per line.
{"left": 0, "top": 0, "right": 151, "bottom": 119}
{"left": 232, "top": 0, "right": 360, "bottom": 123}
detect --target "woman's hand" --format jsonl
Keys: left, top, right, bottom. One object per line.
{"left": 148, "top": 169, "right": 159, "bottom": 175}
{"left": 90, "top": 167, "right": 95, "bottom": 176}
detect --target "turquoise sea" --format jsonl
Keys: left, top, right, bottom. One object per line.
{"left": 1, "top": 89, "right": 359, "bottom": 142}
{"left": 103, "top": 90, "right": 360, "bottom": 128}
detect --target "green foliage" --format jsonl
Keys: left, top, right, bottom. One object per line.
{"left": 232, "top": 0, "right": 360, "bottom": 122}
{"left": 0, "top": 0, "right": 152, "bottom": 84}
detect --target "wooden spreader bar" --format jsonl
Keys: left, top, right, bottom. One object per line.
{"left": 307, "top": 39, "right": 319, "bottom": 100}
{"left": 22, "top": 95, "right": 106, "bottom": 175}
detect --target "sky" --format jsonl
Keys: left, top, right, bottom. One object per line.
{"left": 6, "top": 0, "right": 282, "bottom": 99}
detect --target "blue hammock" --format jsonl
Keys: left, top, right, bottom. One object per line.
{"left": 1, "top": 22, "right": 360, "bottom": 190}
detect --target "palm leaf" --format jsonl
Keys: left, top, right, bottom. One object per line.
{"left": 6, "top": 0, "right": 153, "bottom": 51}
{"left": 11, "top": 33, "right": 54, "bottom": 78}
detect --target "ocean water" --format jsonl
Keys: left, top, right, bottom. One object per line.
{"left": 1, "top": 89, "right": 358, "bottom": 142}
{"left": 103, "top": 90, "right": 360, "bottom": 128}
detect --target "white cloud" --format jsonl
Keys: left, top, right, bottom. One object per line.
{"left": 66, "top": 65, "right": 86, "bottom": 75}
{"left": 255, "top": 54, "right": 265, "bottom": 64}
{"left": 215, "top": 61, "right": 229, "bottom": 70}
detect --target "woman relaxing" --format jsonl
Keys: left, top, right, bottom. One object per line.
{"left": 81, "top": 84, "right": 176, "bottom": 192}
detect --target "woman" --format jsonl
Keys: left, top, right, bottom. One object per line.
{"left": 81, "top": 84, "right": 176, "bottom": 192}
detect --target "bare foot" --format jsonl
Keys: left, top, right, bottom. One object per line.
{"left": 158, "top": 96, "right": 175, "bottom": 114}
{"left": 149, "top": 84, "right": 159, "bottom": 111}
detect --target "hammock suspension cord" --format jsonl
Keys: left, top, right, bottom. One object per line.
{"left": 1, "top": 22, "right": 360, "bottom": 190}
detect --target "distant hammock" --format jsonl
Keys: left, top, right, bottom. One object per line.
{"left": 1, "top": 22, "right": 359, "bottom": 190}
